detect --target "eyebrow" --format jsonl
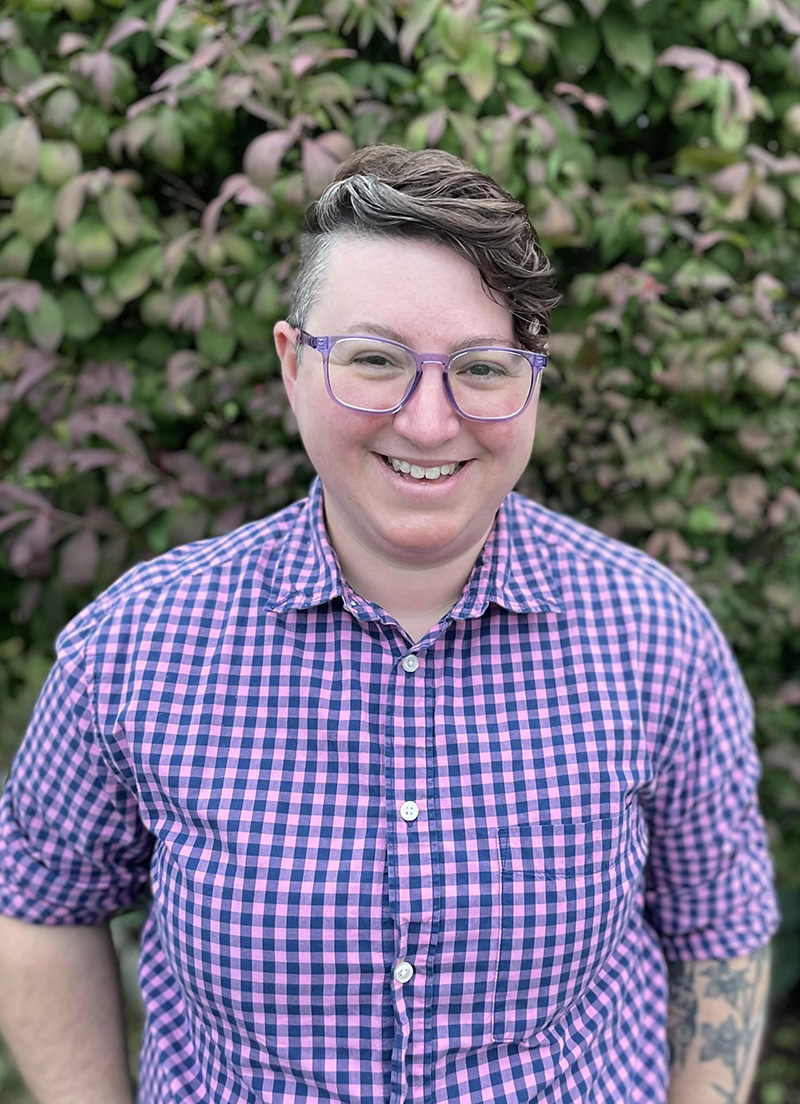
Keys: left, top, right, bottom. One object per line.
{"left": 337, "top": 322, "right": 517, "bottom": 350}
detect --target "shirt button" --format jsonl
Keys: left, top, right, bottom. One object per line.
{"left": 394, "top": 961, "right": 414, "bottom": 984}
{"left": 401, "top": 653, "right": 419, "bottom": 673}
{"left": 399, "top": 800, "right": 419, "bottom": 822}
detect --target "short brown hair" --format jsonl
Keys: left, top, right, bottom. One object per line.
{"left": 287, "top": 145, "right": 558, "bottom": 352}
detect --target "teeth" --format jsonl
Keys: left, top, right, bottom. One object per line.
{"left": 388, "top": 457, "right": 460, "bottom": 479}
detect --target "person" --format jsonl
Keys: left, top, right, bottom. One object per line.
{"left": 0, "top": 145, "right": 779, "bottom": 1104}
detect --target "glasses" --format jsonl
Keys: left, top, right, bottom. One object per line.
{"left": 297, "top": 331, "right": 547, "bottom": 422}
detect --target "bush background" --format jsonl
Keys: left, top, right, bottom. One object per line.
{"left": 1, "top": 0, "right": 799, "bottom": 1098}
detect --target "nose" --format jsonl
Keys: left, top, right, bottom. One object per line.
{"left": 392, "top": 360, "right": 461, "bottom": 445}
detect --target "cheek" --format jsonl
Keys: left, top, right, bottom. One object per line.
{"left": 477, "top": 420, "right": 536, "bottom": 463}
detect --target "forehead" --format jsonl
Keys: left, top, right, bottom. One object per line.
{"left": 307, "top": 234, "right": 515, "bottom": 344}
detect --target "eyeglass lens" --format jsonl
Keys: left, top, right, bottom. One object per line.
{"left": 327, "top": 338, "right": 532, "bottom": 418}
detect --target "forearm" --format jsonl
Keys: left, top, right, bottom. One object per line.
{"left": 666, "top": 945, "right": 771, "bottom": 1104}
{"left": 0, "top": 914, "right": 134, "bottom": 1104}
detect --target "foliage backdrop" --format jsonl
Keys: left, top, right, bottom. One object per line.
{"left": 1, "top": 0, "right": 799, "bottom": 1099}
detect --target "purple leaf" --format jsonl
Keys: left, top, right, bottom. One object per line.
{"left": 12, "top": 349, "right": 60, "bottom": 400}
{"left": 58, "top": 32, "right": 91, "bottom": 56}
{"left": 212, "top": 503, "right": 247, "bottom": 535}
{"left": 18, "top": 437, "right": 66, "bottom": 475}
{"left": 243, "top": 130, "right": 296, "bottom": 189}
{"left": 301, "top": 136, "right": 340, "bottom": 198}
{"left": 104, "top": 17, "right": 150, "bottom": 49}
{"left": 59, "top": 528, "right": 101, "bottom": 587}
{"left": 0, "top": 279, "right": 42, "bottom": 323}
{"left": 8, "top": 512, "right": 53, "bottom": 575}
{"left": 152, "top": 63, "right": 192, "bottom": 92}
{"left": 0, "top": 512, "right": 32, "bottom": 537}
{"left": 75, "top": 361, "right": 135, "bottom": 403}
{"left": 170, "top": 290, "right": 207, "bottom": 333}
{"left": 70, "top": 447, "right": 120, "bottom": 472}
{"left": 166, "top": 350, "right": 208, "bottom": 391}
{"left": 17, "top": 73, "right": 70, "bottom": 105}
{"left": 0, "top": 484, "right": 52, "bottom": 510}
{"left": 154, "top": 0, "right": 180, "bottom": 33}
{"left": 191, "top": 41, "right": 226, "bottom": 70}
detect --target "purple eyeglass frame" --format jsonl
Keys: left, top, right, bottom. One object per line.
{"left": 297, "top": 330, "right": 548, "bottom": 422}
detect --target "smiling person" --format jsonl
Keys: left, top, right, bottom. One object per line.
{"left": 0, "top": 146, "right": 779, "bottom": 1104}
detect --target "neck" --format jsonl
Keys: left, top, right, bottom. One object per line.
{"left": 324, "top": 513, "right": 491, "bottom": 644}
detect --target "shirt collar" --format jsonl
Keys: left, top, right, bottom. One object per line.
{"left": 261, "top": 478, "right": 563, "bottom": 619}
{"left": 449, "top": 491, "right": 564, "bottom": 620}
{"left": 261, "top": 478, "right": 347, "bottom": 613}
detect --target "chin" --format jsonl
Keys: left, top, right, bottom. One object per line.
{"left": 378, "top": 520, "right": 479, "bottom": 562}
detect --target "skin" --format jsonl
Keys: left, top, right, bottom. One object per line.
{"left": 666, "top": 947, "right": 771, "bottom": 1104}
{"left": 274, "top": 235, "right": 542, "bottom": 640}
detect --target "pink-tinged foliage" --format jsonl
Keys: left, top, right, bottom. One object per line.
{"left": 0, "top": 5, "right": 799, "bottom": 1033}
{"left": 104, "top": 17, "right": 151, "bottom": 50}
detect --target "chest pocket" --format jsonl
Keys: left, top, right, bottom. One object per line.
{"left": 492, "top": 807, "right": 647, "bottom": 1042}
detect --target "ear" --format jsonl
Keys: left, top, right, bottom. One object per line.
{"left": 274, "top": 321, "right": 299, "bottom": 412}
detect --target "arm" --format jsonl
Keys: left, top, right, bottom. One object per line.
{"left": 666, "top": 945, "right": 771, "bottom": 1104}
{"left": 0, "top": 914, "right": 134, "bottom": 1104}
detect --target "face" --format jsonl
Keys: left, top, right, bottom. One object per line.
{"left": 274, "top": 235, "right": 542, "bottom": 571}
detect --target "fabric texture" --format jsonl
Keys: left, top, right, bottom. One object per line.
{"left": 0, "top": 478, "right": 780, "bottom": 1104}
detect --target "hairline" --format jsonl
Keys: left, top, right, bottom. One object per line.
{"left": 287, "top": 227, "right": 515, "bottom": 338}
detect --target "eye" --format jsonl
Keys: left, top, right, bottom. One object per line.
{"left": 465, "top": 361, "right": 505, "bottom": 377}
{"left": 354, "top": 352, "right": 397, "bottom": 367}
{"left": 456, "top": 359, "right": 509, "bottom": 380}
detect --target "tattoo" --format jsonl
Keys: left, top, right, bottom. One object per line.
{"left": 666, "top": 960, "right": 697, "bottom": 1068}
{"left": 667, "top": 947, "right": 771, "bottom": 1104}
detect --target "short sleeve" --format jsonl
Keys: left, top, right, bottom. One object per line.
{"left": 0, "top": 650, "right": 154, "bottom": 925}
{"left": 642, "top": 617, "right": 780, "bottom": 961}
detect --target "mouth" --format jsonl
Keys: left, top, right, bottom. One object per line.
{"left": 381, "top": 455, "right": 468, "bottom": 481}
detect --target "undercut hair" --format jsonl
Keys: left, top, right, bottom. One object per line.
{"left": 287, "top": 145, "right": 559, "bottom": 352}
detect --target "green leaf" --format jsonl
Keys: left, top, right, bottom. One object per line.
{"left": 149, "top": 111, "right": 184, "bottom": 172}
{"left": 197, "top": 324, "right": 236, "bottom": 365}
{"left": 418, "top": 56, "right": 456, "bottom": 97}
{"left": 12, "top": 182, "right": 55, "bottom": 244}
{"left": 606, "top": 75, "right": 649, "bottom": 126}
{"left": 459, "top": 38, "right": 497, "bottom": 105}
{"left": 0, "top": 234, "right": 34, "bottom": 277}
{"left": 99, "top": 186, "right": 143, "bottom": 247}
{"left": 600, "top": 11, "right": 655, "bottom": 78}
{"left": 24, "top": 290, "right": 64, "bottom": 352}
{"left": 688, "top": 505, "right": 721, "bottom": 535}
{"left": 108, "top": 244, "right": 161, "bottom": 303}
{"left": 60, "top": 288, "right": 102, "bottom": 340}
{"left": 674, "top": 145, "right": 740, "bottom": 175}
{"left": 577, "top": 0, "right": 609, "bottom": 16}
{"left": 558, "top": 23, "right": 601, "bottom": 75}
{"left": 712, "top": 106, "right": 748, "bottom": 152}
{"left": 0, "top": 46, "right": 42, "bottom": 91}
{"left": 0, "top": 117, "right": 41, "bottom": 196}
{"left": 397, "top": 0, "right": 442, "bottom": 63}
{"left": 72, "top": 105, "right": 111, "bottom": 154}
{"left": 540, "top": 1, "right": 575, "bottom": 27}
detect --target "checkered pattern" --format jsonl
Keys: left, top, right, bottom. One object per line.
{"left": 0, "top": 478, "right": 779, "bottom": 1104}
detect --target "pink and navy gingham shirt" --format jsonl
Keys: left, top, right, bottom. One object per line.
{"left": 0, "top": 479, "right": 779, "bottom": 1104}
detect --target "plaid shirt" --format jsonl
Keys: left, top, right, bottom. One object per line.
{"left": 0, "top": 479, "right": 779, "bottom": 1104}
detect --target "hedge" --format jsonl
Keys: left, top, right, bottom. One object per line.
{"left": 0, "top": 0, "right": 799, "bottom": 1098}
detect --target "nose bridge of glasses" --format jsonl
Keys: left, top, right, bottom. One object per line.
{"left": 400, "top": 355, "right": 459, "bottom": 418}
{"left": 418, "top": 353, "right": 451, "bottom": 372}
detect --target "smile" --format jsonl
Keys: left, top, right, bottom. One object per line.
{"left": 383, "top": 456, "right": 466, "bottom": 480}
